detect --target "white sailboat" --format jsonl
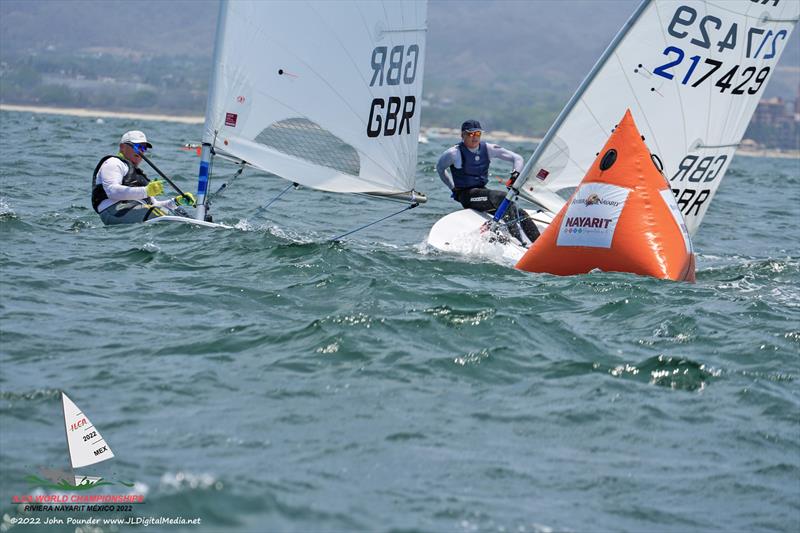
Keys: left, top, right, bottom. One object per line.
{"left": 188, "top": 0, "right": 429, "bottom": 227}
{"left": 427, "top": 0, "right": 799, "bottom": 260}
{"left": 62, "top": 392, "right": 115, "bottom": 486}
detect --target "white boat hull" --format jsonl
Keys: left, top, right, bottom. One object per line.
{"left": 143, "top": 215, "right": 230, "bottom": 229}
{"left": 426, "top": 209, "right": 553, "bottom": 264}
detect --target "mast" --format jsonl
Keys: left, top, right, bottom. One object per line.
{"left": 196, "top": 0, "right": 230, "bottom": 221}
{"left": 492, "top": 0, "right": 652, "bottom": 223}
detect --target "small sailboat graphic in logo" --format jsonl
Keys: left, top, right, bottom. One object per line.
{"left": 26, "top": 392, "right": 131, "bottom": 490}
{"left": 61, "top": 392, "right": 115, "bottom": 486}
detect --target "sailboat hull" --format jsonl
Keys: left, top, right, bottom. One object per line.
{"left": 426, "top": 208, "right": 551, "bottom": 263}
{"left": 143, "top": 215, "right": 230, "bottom": 229}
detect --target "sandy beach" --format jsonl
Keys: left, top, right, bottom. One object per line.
{"left": 0, "top": 104, "right": 204, "bottom": 124}
{"left": 2, "top": 103, "right": 796, "bottom": 159}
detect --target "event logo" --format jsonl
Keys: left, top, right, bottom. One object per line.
{"left": 572, "top": 192, "right": 623, "bottom": 208}
{"left": 558, "top": 183, "right": 630, "bottom": 248}
{"left": 19, "top": 392, "right": 135, "bottom": 492}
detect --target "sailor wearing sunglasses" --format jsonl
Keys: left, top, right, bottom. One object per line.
{"left": 436, "top": 120, "right": 540, "bottom": 246}
{"left": 91, "top": 130, "right": 194, "bottom": 225}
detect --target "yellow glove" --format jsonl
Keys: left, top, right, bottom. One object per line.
{"left": 145, "top": 180, "right": 164, "bottom": 197}
{"left": 174, "top": 192, "right": 197, "bottom": 207}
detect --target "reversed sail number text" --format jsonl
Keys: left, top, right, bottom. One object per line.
{"left": 668, "top": 5, "right": 788, "bottom": 59}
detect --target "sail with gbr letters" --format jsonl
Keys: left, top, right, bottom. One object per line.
{"left": 516, "top": 0, "right": 799, "bottom": 236}
{"left": 195, "top": 0, "right": 428, "bottom": 222}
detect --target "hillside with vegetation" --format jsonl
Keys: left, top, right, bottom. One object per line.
{"left": 1, "top": 0, "right": 798, "bottom": 139}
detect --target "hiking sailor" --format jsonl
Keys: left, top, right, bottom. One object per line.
{"left": 436, "top": 119, "right": 540, "bottom": 245}
{"left": 91, "top": 130, "right": 195, "bottom": 225}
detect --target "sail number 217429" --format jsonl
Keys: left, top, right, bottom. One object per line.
{"left": 651, "top": 4, "right": 788, "bottom": 94}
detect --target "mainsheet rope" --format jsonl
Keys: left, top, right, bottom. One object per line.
{"left": 329, "top": 202, "right": 419, "bottom": 242}
{"left": 257, "top": 182, "right": 299, "bottom": 213}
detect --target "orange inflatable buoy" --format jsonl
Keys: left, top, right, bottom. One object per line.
{"left": 515, "top": 109, "right": 695, "bottom": 282}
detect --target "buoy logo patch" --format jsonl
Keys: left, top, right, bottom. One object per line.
{"left": 557, "top": 182, "right": 629, "bottom": 248}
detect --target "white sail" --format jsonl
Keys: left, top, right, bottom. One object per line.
{"left": 62, "top": 393, "right": 114, "bottom": 470}
{"left": 200, "top": 0, "right": 427, "bottom": 199}
{"left": 518, "top": 0, "right": 799, "bottom": 235}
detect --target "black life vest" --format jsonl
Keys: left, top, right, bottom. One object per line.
{"left": 450, "top": 141, "right": 490, "bottom": 189}
{"left": 91, "top": 155, "right": 150, "bottom": 213}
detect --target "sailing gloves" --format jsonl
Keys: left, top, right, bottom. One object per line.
{"left": 145, "top": 180, "right": 164, "bottom": 197}
{"left": 144, "top": 181, "right": 196, "bottom": 207}
{"left": 174, "top": 192, "right": 197, "bottom": 207}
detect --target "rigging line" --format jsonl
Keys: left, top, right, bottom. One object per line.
{"left": 257, "top": 181, "right": 299, "bottom": 213}
{"left": 494, "top": 213, "right": 526, "bottom": 228}
{"left": 329, "top": 201, "right": 419, "bottom": 242}
{"left": 209, "top": 161, "right": 247, "bottom": 200}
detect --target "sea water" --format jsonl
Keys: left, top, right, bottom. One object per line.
{"left": 0, "top": 110, "right": 798, "bottom": 532}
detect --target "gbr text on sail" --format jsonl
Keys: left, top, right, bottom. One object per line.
{"left": 367, "top": 45, "right": 419, "bottom": 137}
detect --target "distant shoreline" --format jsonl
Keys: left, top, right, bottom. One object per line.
{"left": 0, "top": 104, "right": 204, "bottom": 124}
{"left": 2, "top": 104, "right": 796, "bottom": 159}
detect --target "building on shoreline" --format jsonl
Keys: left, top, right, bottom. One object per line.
{"left": 742, "top": 85, "right": 800, "bottom": 151}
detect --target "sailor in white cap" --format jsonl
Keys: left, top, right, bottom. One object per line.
{"left": 90, "top": 130, "right": 195, "bottom": 225}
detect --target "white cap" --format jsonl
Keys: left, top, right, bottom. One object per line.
{"left": 120, "top": 130, "right": 152, "bottom": 148}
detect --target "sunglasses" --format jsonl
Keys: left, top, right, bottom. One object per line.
{"left": 464, "top": 131, "right": 482, "bottom": 138}
{"left": 128, "top": 143, "right": 148, "bottom": 154}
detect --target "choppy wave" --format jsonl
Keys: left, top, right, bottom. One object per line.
{"left": 1, "top": 112, "right": 798, "bottom": 532}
